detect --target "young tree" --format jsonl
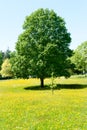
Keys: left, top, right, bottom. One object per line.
{"left": 0, "top": 59, "right": 13, "bottom": 78}
{"left": 71, "top": 41, "right": 87, "bottom": 74}
{"left": 12, "top": 8, "right": 72, "bottom": 87}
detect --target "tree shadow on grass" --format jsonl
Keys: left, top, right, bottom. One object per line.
{"left": 57, "top": 84, "right": 87, "bottom": 89}
{"left": 24, "top": 85, "right": 50, "bottom": 91}
{"left": 24, "top": 84, "right": 87, "bottom": 91}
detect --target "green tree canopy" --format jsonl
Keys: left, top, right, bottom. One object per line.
{"left": 12, "top": 8, "right": 72, "bottom": 87}
{"left": 71, "top": 41, "right": 87, "bottom": 74}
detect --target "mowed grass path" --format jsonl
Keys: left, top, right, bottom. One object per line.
{"left": 0, "top": 78, "right": 87, "bottom": 130}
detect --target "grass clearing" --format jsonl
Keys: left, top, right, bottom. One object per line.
{"left": 0, "top": 77, "right": 87, "bottom": 130}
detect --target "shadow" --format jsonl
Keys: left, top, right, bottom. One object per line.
{"left": 24, "top": 85, "right": 50, "bottom": 91}
{"left": 57, "top": 84, "right": 87, "bottom": 89}
{"left": 24, "top": 84, "right": 87, "bottom": 91}
{"left": 0, "top": 77, "right": 12, "bottom": 80}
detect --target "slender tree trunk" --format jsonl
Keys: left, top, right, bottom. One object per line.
{"left": 40, "top": 78, "right": 44, "bottom": 88}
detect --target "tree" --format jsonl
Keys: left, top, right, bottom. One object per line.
{"left": 0, "top": 51, "right": 4, "bottom": 70}
{"left": 0, "top": 59, "right": 13, "bottom": 78}
{"left": 4, "top": 48, "right": 11, "bottom": 59}
{"left": 71, "top": 41, "right": 87, "bottom": 74}
{"left": 0, "top": 51, "right": 4, "bottom": 78}
{"left": 12, "top": 8, "right": 72, "bottom": 87}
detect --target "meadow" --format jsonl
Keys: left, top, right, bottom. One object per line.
{"left": 0, "top": 77, "right": 87, "bottom": 130}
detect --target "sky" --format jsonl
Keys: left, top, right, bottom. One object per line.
{"left": 0, "top": 0, "right": 87, "bottom": 51}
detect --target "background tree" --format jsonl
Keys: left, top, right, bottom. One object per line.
{"left": 71, "top": 41, "right": 87, "bottom": 74}
{"left": 0, "top": 58, "right": 13, "bottom": 78}
{"left": 12, "top": 8, "right": 72, "bottom": 87}
{"left": 0, "top": 51, "right": 4, "bottom": 70}
{"left": 0, "top": 51, "right": 4, "bottom": 78}
{"left": 4, "top": 48, "right": 11, "bottom": 59}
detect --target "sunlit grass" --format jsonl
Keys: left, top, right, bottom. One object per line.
{"left": 0, "top": 77, "right": 87, "bottom": 129}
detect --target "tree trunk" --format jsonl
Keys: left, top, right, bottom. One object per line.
{"left": 40, "top": 78, "right": 44, "bottom": 88}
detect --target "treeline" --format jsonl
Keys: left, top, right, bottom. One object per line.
{"left": 0, "top": 41, "right": 87, "bottom": 80}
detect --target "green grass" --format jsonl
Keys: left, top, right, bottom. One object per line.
{"left": 0, "top": 77, "right": 87, "bottom": 130}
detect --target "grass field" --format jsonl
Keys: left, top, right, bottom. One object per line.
{"left": 0, "top": 77, "right": 87, "bottom": 130}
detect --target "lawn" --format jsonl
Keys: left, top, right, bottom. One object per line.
{"left": 0, "top": 77, "right": 87, "bottom": 130}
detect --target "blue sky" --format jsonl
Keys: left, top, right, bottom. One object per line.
{"left": 0, "top": 0, "right": 87, "bottom": 51}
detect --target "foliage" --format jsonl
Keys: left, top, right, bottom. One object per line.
{"left": 10, "top": 52, "right": 29, "bottom": 78}
{"left": 3, "top": 48, "right": 11, "bottom": 59}
{"left": 71, "top": 41, "right": 87, "bottom": 74}
{"left": 0, "top": 51, "right": 4, "bottom": 70}
{"left": 0, "top": 78, "right": 87, "bottom": 129}
{"left": 0, "top": 49, "right": 11, "bottom": 77}
{"left": 13, "top": 8, "right": 72, "bottom": 87}
{"left": 0, "top": 58, "right": 13, "bottom": 78}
